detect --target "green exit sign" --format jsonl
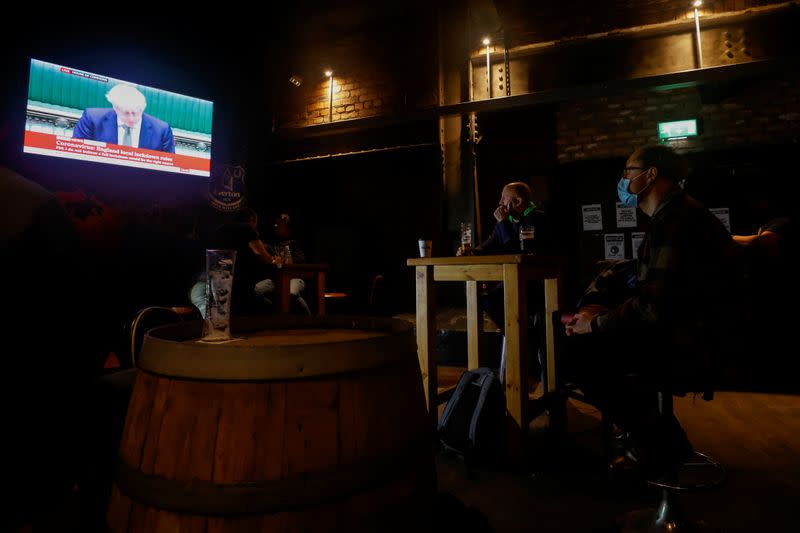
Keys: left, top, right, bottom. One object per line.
{"left": 658, "top": 119, "right": 699, "bottom": 141}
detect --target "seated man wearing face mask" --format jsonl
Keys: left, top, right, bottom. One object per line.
{"left": 561, "top": 144, "right": 739, "bottom": 473}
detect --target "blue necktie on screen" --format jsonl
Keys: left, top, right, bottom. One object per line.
{"left": 122, "top": 125, "right": 132, "bottom": 147}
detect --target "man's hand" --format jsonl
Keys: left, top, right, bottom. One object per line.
{"left": 565, "top": 304, "right": 608, "bottom": 336}
{"left": 493, "top": 205, "right": 509, "bottom": 222}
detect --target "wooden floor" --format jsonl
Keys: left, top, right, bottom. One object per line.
{"left": 436, "top": 366, "right": 800, "bottom": 532}
{"left": 18, "top": 366, "right": 800, "bottom": 532}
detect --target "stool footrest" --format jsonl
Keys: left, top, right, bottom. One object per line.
{"left": 646, "top": 451, "right": 726, "bottom": 492}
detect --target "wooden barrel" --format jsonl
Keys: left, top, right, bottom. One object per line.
{"left": 107, "top": 315, "right": 435, "bottom": 532}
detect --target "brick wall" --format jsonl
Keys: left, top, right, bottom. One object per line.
{"left": 274, "top": 9, "right": 437, "bottom": 130}
{"left": 278, "top": 72, "right": 398, "bottom": 128}
{"left": 557, "top": 72, "right": 800, "bottom": 162}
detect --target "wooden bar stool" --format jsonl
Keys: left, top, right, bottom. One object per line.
{"left": 618, "top": 390, "right": 726, "bottom": 533}
{"left": 323, "top": 291, "right": 350, "bottom": 313}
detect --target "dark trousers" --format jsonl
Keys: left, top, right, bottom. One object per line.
{"left": 557, "top": 327, "right": 691, "bottom": 457}
{"left": 483, "top": 281, "right": 545, "bottom": 377}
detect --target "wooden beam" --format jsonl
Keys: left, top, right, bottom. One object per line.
{"left": 438, "top": 58, "right": 798, "bottom": 117}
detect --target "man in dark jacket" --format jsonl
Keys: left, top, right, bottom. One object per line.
{"left": 564, "top": 144, "right": 739, "bottom": 473}
{"left": 213, "top": 207, "right": 276, "bottom": 314}
{"left": 459, "top": 181, "right": 552, "bottom": 382}
{"left": 258, "top": 213, "right": 311, "bottom": 315}
{"left": 477, "top": 181, "right": 550, "bottom": 254}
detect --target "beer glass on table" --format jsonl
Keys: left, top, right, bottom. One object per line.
{"left": 519, "top": 225, "right": 535, "bottom": 252}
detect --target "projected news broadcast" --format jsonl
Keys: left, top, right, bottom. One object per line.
{"left": 23, "top": 59, "right": 213, "bottom": 176}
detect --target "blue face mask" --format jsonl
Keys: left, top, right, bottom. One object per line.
{"left": 617, "top": 177, "right": 638, "bottom": 207}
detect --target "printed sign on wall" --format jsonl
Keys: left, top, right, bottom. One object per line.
{"left": 582, "top": 204, "right": 603, "bottom": 231}
{"left": 616, "top": 202, "right": 637, "bottom": 228}
{"left": 604, "top": 233, "right": 625, "bottom": 260}
{"left": 710, "top": 208, "right": 731, "bottom": 233}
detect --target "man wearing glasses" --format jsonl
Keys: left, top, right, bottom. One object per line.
{"left": 562, "top": 144, "right": 739, "bottom": 474}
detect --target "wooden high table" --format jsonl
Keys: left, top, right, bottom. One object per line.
{"left": 407, "top": 254, "right": 563, "bottom": 458}
{"left": 273, "top": 264, "right": 329, "bottom": 315}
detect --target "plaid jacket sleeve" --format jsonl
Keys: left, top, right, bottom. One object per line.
{"left": 594, "top": 192, "right": 735, "bottom": 336}
{"left": 594, "top": 196, "right": 687, "bottom": 333}
{"left": 595, "top": 228, "right": 676, "bottom": 332}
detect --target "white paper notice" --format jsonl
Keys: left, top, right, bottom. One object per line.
{"left": 582, "top": 204, "right": 603, "bottom": 231}
{"left": 616, "top": 202, "right": 637, "bottom": 228}
{"left": 604, "top": 233, "right": 625, "bottom": 260}
{"left": 631, "top": 232, "right": 645, "bottom": 259}
{"left": 710, "top": 208, "right": 731, "bottom": 233}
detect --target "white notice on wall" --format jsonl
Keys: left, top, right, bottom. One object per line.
{"left": 582, "top": 204, "right": 603, "bottom": 231}
{"left": 604, "top": 233, "right": 625, "bottom": 260}
{"left": 616, "top": 202, "right": 638, "bottom": 228}
{"left": 710, "top": 208, "right": 731, "bottom": 233}
{"left": 631, "top": 232, "right": 645, "bottom": 260}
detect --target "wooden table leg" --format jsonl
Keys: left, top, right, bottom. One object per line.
{"left": 278, "top": 270, "right": 291, "bottom": 313}
{"left": 415, "top": 266, "right": 437, "bottom": 426}
{"left": 543, "top": 277, "right": 560, "bottom": 394}
{"left": 316, "top": 271, "right": 326, "bottom": 316}
{"left": 503, "top": 264, "right": 528, "bottom": 460}
{"left": 542, "top": 275, "right": 567, "bottom": 432}
{"left": 466, "top": 280, "right": 482, "bottom": 370}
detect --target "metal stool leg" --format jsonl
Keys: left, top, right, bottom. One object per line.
{"left": 618, "top": 487, "right": 698, "bottom": 532}
{"left": 617, "top": 391, "right": 724, "bottom": 532}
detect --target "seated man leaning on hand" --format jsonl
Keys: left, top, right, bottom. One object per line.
{"left": 457, "top": 181, "right": 552, "bottom": 381}
{"left": 458, "top": 181, "right": 550, "bottom": 256}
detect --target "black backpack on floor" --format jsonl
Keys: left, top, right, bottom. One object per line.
{"left": 438, "top": 367, "right": 506, "bottom": 465}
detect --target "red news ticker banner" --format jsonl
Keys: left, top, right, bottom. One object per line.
{"left": 24, "top": 131, "right": 210, "bottom": 175}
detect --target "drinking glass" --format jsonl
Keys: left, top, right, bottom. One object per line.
{"left": 418, "top": 239, "right": 432, "bottom": 258}
{"left": 202, "top": 249, "right": 237, "bottom": 342}
{"left": 460, "top": 222, "right": 473, "bottom": 255}
{"left": 519, "top": 225, "right": 535, "bottom": 252}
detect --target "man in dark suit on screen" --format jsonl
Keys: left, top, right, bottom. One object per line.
{"left": 72, "top": 83, "right": 175, "bottom": 153}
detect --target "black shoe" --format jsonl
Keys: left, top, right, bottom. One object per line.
{"left": 608, "top": 447, "right": 640, "bottom": 475}
{"left": 611, "top": 431, "right": 633, "bottom": 455}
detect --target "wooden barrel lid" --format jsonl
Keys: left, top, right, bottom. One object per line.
{"left": 138, "top": 315, "right": 417, "bottom": 381}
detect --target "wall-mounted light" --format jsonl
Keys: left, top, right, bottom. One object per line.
{"left": 325, "top": 70, "right": 334, "bottom": 122}
{"left": 693, "top": 1, "right": 704, "bottom": 68}
{"left": 482, "top": 37, "right": 491, "bottom": 98}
